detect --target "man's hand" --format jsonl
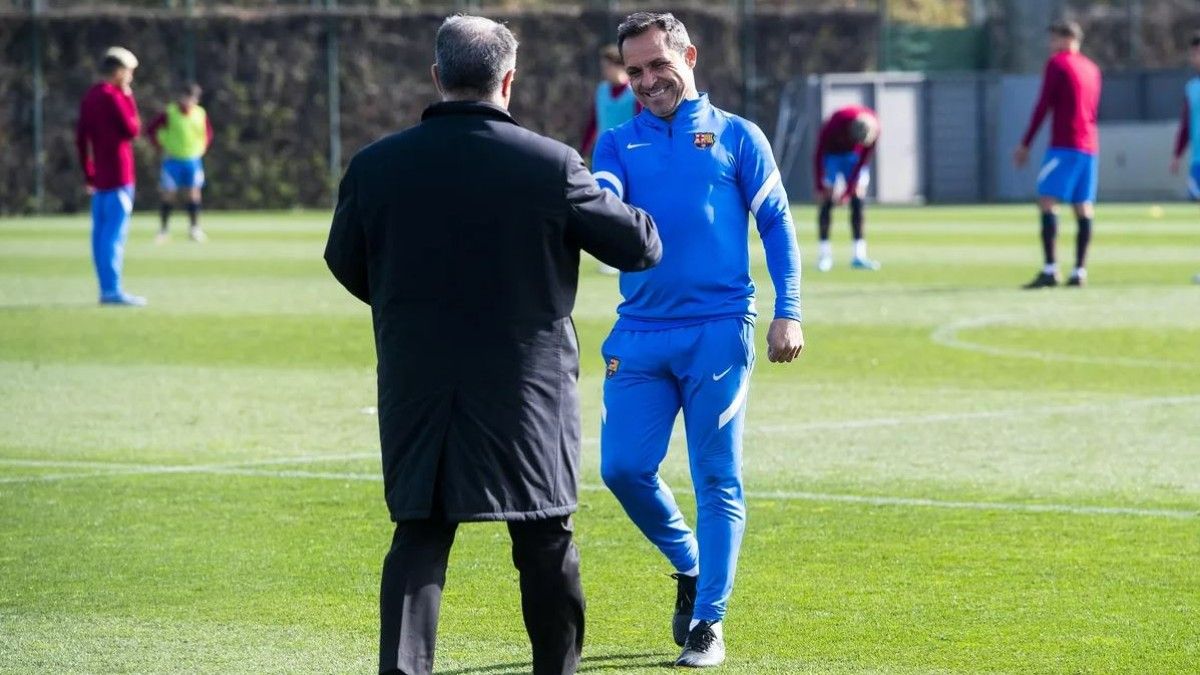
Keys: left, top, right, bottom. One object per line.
{"left": 766, "top": 318, "right": 804, "bottom": 363}
{"left": 1013, "top": 145, "right": 1030, "bottom": 168}
{"left": 1170, "top": 157, "right": 1182, "bottom": 175}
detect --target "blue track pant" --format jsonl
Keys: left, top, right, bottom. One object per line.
{"left": 91, "top": 185, "right": 134, "bottom": 300}
{"left": 600, "top": 317, "right": 754, "bottom": 622}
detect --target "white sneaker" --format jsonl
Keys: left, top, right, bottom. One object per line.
{"left": 817, "top": 255, "right": 833, "bottom": 272}
{"left": 154, "top": 232, "right": 169, "bottom": 245}
{"left": 1193, "top": 273, "right": 1200, "bottom": 285}
{"left": 675, "top": 620, "right": 725, "bottom": 668}
{"left": 100, "top": 292, "right": 147, "bottom": 307}
{"left": 189, "top": 227, "right": 208, "bottom": 243}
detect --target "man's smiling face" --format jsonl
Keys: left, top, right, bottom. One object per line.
{"left": 620, "top": 27, "right": 697, "bottom": 120}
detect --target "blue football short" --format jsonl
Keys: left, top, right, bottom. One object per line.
{"left": 1037, "top": 147, "right": 1097, "bottom": 204}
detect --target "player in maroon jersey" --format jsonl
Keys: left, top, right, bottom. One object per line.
{"left": 75, "top": 46, "right": 145, "bottom": 306}
{"left": 813, "top": 106, "right": 880, "bottom": 272}
{"left": 1014, "top": 21, "right": 1102, "bottom": 289}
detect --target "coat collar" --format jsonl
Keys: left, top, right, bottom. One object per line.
{"left": 421, "top": 100, "right": 518, "bottom": 125}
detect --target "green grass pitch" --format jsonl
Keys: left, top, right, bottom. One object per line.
{"left": 1, "top": 204, "right": 1198, "bottom": 673}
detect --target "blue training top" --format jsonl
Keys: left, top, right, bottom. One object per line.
{"left": 595, "top": 81, "right": 640, "bottom": 135}
{"left": 1186, "top": 76, "right": 1200, "bottom": 165}
{"left": 591, "top": 94, "right": 802, "bottom": 330}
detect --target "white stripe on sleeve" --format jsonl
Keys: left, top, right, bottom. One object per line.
{"left": 592, "top": 171, "right": 624, "bottom": 201}
{"left": 750, "top": 168, "right": 781, "bottom": 217}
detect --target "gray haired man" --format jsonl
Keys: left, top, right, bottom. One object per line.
{"left": 325, "top": 13, "right": 661, "bottom": 675}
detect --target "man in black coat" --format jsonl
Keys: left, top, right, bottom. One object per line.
{"left": 324, "top": 14, "right": 661, "bottom": 675}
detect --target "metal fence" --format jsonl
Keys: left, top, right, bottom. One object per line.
{"left": 6, "top": 0, "right": 1198, "bottom": 212}
{"left": 2, "top": 0, "right": 880, "bottom": 10}
{"left": 8, "top": 0, "right": 903, "bottom": 213}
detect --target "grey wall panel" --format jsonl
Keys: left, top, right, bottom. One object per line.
{"left": 1099, "top": 74, "right": 1141, "bottom": 121}
{"left": 875, "top": 81, "right": 924, "bottom": 203}
{"left": 927, "top": 78, "right": 983, "bottom": 202}
{"left": 994, "top": 74, "right": 1045, "bottom": 201}
{"left": 823, "top": 83, "right": 872, "bottom": 116}
{"left": 1098, "top": 121, "right": 1183, "bottom": 201}
{"left": 1144, "top": 70, "right": 1191, "bottom": 121}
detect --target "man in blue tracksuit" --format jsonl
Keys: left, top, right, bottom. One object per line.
{"left": 593, "top": 12, "right": 804, "bottom": 668}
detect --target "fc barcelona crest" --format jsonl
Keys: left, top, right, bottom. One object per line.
{"left": 606, "top": 357, "right": 620, "bottom": 379}
{"left": 693, "top": 132, "right": 716, "bottom": 149}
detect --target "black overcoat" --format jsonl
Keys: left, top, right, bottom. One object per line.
{"left": 325, "top": 101, "right": 660, "bottom": 522}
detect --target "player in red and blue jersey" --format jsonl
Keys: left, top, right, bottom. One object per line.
{"left": 813, "top": 105, "right": 880, "bottom": 272}
{"left": 1014, "top": 20, "right": 1102, "bottom": 289}
{"left": 75, "top": 46, "right": 146, "bottom": 306}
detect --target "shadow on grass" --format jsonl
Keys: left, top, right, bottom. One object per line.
{"left": 437, "top": 651, "right": 673, "bottom": 674}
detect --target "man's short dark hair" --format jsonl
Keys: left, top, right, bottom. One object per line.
{"left": 849, "top": 115, "right": 876, "bottom": 145}
{"left": 435, "top": 15, "right": 518, "bottom": 98}
{"left": 616, "top": 12, "right": 691, "bottom": 55}
{"left": 181, "top": 82, "right": 202, "bottom": 98}
{"left": 1048, "top": 20, "right": 1083, "bottom": 42}
{"left": 100, "top": 56, "right": 125, "bottom": 76}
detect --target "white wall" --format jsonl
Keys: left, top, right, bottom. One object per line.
{"left": 1098, "top": 122, "right": 1185, "bottom": 202}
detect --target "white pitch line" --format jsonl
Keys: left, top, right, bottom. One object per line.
{"left": 708, "top": 488, "right": 1199, "bottom": 520}
{"left": 931, "top": 315, "right": 1200, "bottom": 370}
{"left": 0, "top": 470, "right": 141, "bottom": 484}
{"left": 580, "top": 393, "right": 1200, "bottom": 441}
{"left": 0, "top": 458, "right": 163, "bottom": 470}
{"left": 222, "top": 452, "right": 378, "bottom": 467}
{"left": 1, "top": 458, "right": 1194, "bottom": 519}
{"left": 0, "top": 452, "right": 378, "bottom": 486}
{"left": 204, "top": 468, "right": 379, "bottom": 481}
{"left": 749, "top": 393, "right": 1200, "bottom": 434}
{"left": 587, "top": 484, "right": 1199, "bottom": 520}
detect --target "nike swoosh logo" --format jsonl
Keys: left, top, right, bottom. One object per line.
{"left": 712, "top": 366, "right": 734, "bottom": 381}
{"left": 626, "top": 143, "right": 651, "bottom": 150}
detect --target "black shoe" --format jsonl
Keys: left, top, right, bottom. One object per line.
{"left": 1066, "top": 274, "right": 1086, "bottom": 287}
{"left": 675, "top": 619, "right": 726, "bottom": 667}
{"left": 1022, "top": 271, "right": 1060, "bottom": 289}
{"left": 671, "top": 573, "right": 697, "bottom": 647}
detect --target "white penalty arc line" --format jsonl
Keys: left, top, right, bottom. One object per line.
{"left": 931, "top": 315, "right": 1200, "bottom": 370}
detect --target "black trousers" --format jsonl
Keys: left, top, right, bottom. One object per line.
{"left": 379, "top": 515, "right": 585, "bottom": 675}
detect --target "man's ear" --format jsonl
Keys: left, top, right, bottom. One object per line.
{"left": 501, "top": 69, "right": 516, "bottom": 99}
{"left": 431, "top": 64, "right": 444, "bottom": 97}
{"left": 684, "top": 44, "right": 698, "bottom": 69}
